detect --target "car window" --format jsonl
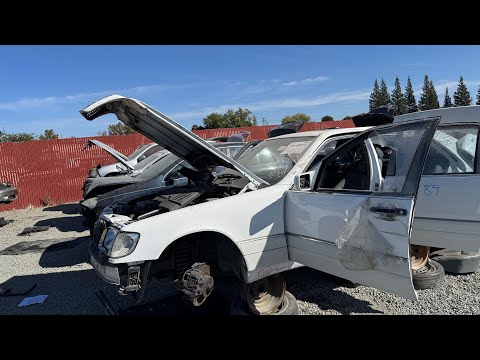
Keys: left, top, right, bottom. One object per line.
{"left": 423, "top": 126, "right": 479, "bottom": 175}
{"left": 138, "top": 145, "right": 162, "bottom": 161}
{"left": 307, "top": 137, "right": 352, "bottom": 172}
{"left": 227, "top": 146, "right": 243, "bottom": 159}
{"left": 316, "top": 120, "right": 434, "bottom": 194}
{"left": 128, "top": 144, "right": 150, "bottom": 159}
{"left": 237, "top": 136, "right": 315, "bottom": 185}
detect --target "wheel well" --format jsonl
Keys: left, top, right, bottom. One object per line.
{"left": 151, "top": 232, "right": 247, "bottom": 282}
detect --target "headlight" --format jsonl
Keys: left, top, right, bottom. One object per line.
{"left": 101, "top": 228, "right": 118, "bottom": 251}
{"left": 110, "top": 232, "right": 140, "bottom": 258}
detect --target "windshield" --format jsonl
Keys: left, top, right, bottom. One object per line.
{"left": 135, "top": 153, "right": 181, "bottom": 180}
{"left": 237, "top": 136, "right": 315, "bottom": 185}
{"left": 128, "top": 144, "right": 150, "bottom": 159}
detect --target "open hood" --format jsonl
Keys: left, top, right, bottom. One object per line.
{"left": 80, "top": 95, "right": 268, "bottom": 187}
{"left": 86, "top": 139, "right": 134, "bottom": 170}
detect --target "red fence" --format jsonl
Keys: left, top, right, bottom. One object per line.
{"left": 0, "top": 120, "right": 354, "bottom": 211}
{"left": 0, "top": 134, "right": 150, "bottom": 210}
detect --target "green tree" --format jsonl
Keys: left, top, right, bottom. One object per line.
{"left": 476, "top": 86, "right": 480, "bottom": 105}
{"left": 343, "top": 115, "right": 352, "bottom": 120}
{"left": 391, "top": 76, "right": 407, "bottom": 115}
{"left": 369, "top": 79, "right": 380, "bottom": 111}
{"left": 191, "top": 124, "right": 205, "bottom": 130}
{"left": 405, "top": 76, "right": 418, "bottom": 113}
{"left": 453, "top": 76, "right": 472, "bottom": 106}
{"left": 281, "top": 113, "right": 311, "bottom": 124}
{"left": 38, "top": 129, "right": 59, "bottom": 140}
{"left": 429, "top": 80, "right": 440, "bottom": 109}
{"left": 224, "top": 108, "right": 257, "bottom": 127}
{"left": 202, "top": 112, "right": 228, "bottom": 129}
{"left": 201, "top": 108, "right": 257, "bottom": 129}
{"left": 443, "top": 87, "right": 453, "bottom": 107}
{"left": 378, "top": 78, "right": 391, "bottom": 107}
{"left": 418, "top": 75, "right": 439, "bottom": 110}
{"left": 98, "top": 122, "right": 135, "bottom": 136}
{"left": 321, "top": 115, "right": 334, "bottom": 122}
{"left": 0, "top": 131, "right": 35, "bottom": 142}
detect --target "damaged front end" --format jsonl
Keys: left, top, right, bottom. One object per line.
{"left": 90, "top": 214, "right": 150, "bottom": 299}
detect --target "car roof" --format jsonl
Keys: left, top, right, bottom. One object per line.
{"left": 265, "top": 126, "right": 371, "bottom": 141}
{"left": 394, "top": 105, "right": 480, "bottom": 125}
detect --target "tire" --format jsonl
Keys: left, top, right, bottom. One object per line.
{"left": 273, "top": 291, "right": 298, "bottom": 315}
{"left": 230, "top": 291, "right": 299, "bottom": 315}
{"left": 430, "top": 249, "right": 480, "bottom": 274}
{"left": 412, "top": 259, "right": 445, "bottom": 290}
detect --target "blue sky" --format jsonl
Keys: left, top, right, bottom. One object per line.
{"left": 0, "top": 45, "right": 479, "bottom": 138}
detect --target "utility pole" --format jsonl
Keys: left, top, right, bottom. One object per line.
{"left": 261, "top": 117, "right": 268, "bottom": 126}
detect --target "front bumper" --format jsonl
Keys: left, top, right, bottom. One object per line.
{"left": 89, "top": 239, "right": 148, "bottom": 293}
{"left": 0, "top": 185, "right": 17, "bottom": 204}
{"left": 90, "top": 242, "right": 121, "bottom": 285}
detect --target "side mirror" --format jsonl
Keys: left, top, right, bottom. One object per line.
{"left": 293, "top": 171, "right": 314, "bottom": 191}
{"left": 137, "top": 154, "right": 147, "bottom": 162}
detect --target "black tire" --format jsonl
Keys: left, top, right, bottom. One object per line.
{"left": 430, "top": 249, "right": 480, "bottom": 274}
{"left": 230, "top": 291, "right": 299, "bottom": 315}
{"left": 274, "top": 291, "right": 298, "bottom": 315}
{"left": 412, "top": 259, "right": 445, "bottom": 290}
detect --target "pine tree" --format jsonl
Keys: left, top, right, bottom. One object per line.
{"left": 453, "top": 76, "right": 472, "bottom": 106}
{"left": 477, "top": 86, "right": 480, "bottom": 105}
{"left": 391, "top": 76, "right": 407, "bottom": 115}
{"left": 418, "top": 75, "right": 429, "bottom": 111}
{"left": 378, "top": 78, "right": 391, "bottom": 107}
{"left": 405, "top": 76, "right": 418, "bottom": 113}
{"left": 369, "top": 79, "right": 380, "bottom": 111}
{"left": 443, "top": 87, "right": 453, "bottom": 107}
{"left": 429, "top": 80, "right": 440, "bottom": 109}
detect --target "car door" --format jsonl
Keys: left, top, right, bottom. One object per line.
{"left": 413, "top": 124, "right": 480, "bottom": 251}
{"left": 284, "top": 118, "right": 440, "bottom": 300}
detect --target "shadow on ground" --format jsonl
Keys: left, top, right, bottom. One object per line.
{"left": 284, "top": 267, "right": 383, "bottom": 315}
{"left": 39, "top": 237, "right": 90, "bottom": 268}
{"left": 34, "top": 215, "right": 87, "bottom": 232}
{"left": 43, "top": 203, "right": 80, "bottom": 215}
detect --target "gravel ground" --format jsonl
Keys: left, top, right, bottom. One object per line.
{"left": 1, "top": 203, "right": 479, "bottom": 315}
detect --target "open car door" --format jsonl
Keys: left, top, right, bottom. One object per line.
{"left": 285, "top": 117, "right": 440, "bottom": 300}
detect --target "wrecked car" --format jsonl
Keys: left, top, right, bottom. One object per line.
{"left": 82, "top": 95, "right": 468, "bottom": 315}
{"left": 86, "top": 140, "right": 163, "bottom": 178}
{"left": 0, "top": 182, "right": 17, "bottom": 204}
{"left": 80, "top": 141, "right": 248, "bottom": 227}
{"left": 83, "top": 150, "right": 170, "bottom": 199}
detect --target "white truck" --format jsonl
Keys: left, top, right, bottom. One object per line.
{"left": 82, "top": 95, "right": 480, "bottom": 315}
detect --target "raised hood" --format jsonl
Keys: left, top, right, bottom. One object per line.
{"left": 87, "top": 139, "right": 134, "bottom": 170}
{"left": 80, "top": 95, "right": 267, "bottom": 186}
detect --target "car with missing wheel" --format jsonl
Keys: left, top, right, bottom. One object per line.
{"left": 81, "top": 95, "right": 480, "bottom": 315}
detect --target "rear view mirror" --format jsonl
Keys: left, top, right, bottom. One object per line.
{"left": 293, "top": 171, "right": 314, "bottom": 191}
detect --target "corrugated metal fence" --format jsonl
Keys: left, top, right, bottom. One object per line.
{"left": 0, "top": 134, "right": 150, "bottom": 210}
{"left": 0, "top": 120, "right": 354, "bottom": 211}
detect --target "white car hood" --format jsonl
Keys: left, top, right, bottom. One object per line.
{"left": 87, "top": 139, "right": 134, "bottom": 170}
{"left": 80, "top": 95, "right": 267, "bottom": 187}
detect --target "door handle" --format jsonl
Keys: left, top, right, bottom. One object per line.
{"left": 370, "top": 207, "right": 407, "bottom": 216}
